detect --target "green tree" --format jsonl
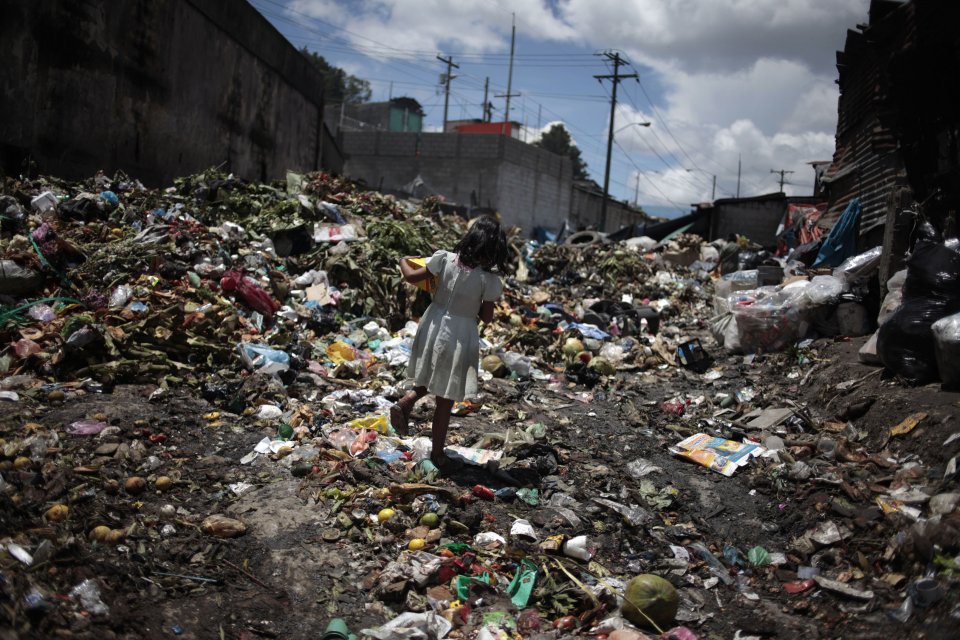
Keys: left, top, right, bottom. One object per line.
{"left": 301, "top": 47, "right": 372, "bottom": 105}
{"left": 534, "top": 123, "right": 590, "bottom": 180}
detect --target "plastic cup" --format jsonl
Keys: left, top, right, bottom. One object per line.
{"left": 322, "top": 619, "right": 354, "bottom": 640}
{"left": 322, "top": 618, "right": 350, "bottom": 640}
{"left": 911, "top": 578, "right": 945, "bottom": 608}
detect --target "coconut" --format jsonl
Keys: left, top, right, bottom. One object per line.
{"left": 562, "top": 337, "right": 584, "bottom": 361}
{"left": 45, "top": 504, "right": 69, "bottom": 522}
{"left": 124, "top": 476, "right": 147, "bottom": 495}
{"left": 481, "top": 354, "right": 508, "bottom": 377}
{"left": 621, "top": 574, "right": 678, "bottom": 630}
{"left": 587, "top": 356, "right": 616, "bottom": 377}
{"left": 104, "top": 529, "right": 125, "bottom": 545}
{"left": 89, "top": 525, "right": 111, "bottom": 542}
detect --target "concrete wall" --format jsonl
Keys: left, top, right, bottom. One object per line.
{"left": 341, "top": 131, "right": 572, "bottom": 233}
{"left": 0, "top": 0, "right": 327, "bottom": 186}
{"left": 569, "top": 184, "right": 649, "bottom": 233}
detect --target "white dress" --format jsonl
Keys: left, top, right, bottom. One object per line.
{"left": 407, "top": 250, "right": 503, "bottom": 400}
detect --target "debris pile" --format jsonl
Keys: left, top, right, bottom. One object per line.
{"left": 0, "top": 170, "right": 957, "bottom": 639}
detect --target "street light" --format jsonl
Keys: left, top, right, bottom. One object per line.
{"left": 601, "top": 120, "right": 651, "bottom": 231}
{"left": 614, "top": 121, "right": 652, "bottom": 134}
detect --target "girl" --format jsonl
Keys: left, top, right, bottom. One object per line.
{"left": 393, "top": 216, "right": 508, "bottom": 473}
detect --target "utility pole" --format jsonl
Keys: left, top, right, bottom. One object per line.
{"left": 634, "top": 173, "right": 641, "bottom": 207}
{"left": 711, "top": 174, "right": 717, "bottom": 201}
{"left": 482, "top": 77, "right": 493, "bottom": 122}
{"left": 770, "top": 168, "right": 795, "bottom": 192}
{"left": 736, "top": 154, "right": 742, "bottom": 199}
{"left": 437, "top": 54, "right": 459, "bottom": 133}
{"left": 595, "top": 51, "right": 637, "bottom": 232}
{"left": 498, "top": 14, "right": 518, "bottom": 136}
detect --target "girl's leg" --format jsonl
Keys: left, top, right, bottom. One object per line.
{"left": 390, "top": 386, "right": 427, "bottom": 436}
{"left": 430, "top": 396, "right": 454, "bottom": 468}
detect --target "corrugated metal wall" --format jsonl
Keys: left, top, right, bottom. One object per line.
{"left": 820, "top": 11, "right": 913, "bottom": 239}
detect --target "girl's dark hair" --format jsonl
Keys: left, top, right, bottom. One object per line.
{"left": 454, "top": 215, "right": 508, "bottom": 270}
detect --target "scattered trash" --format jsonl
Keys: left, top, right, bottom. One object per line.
{"left": 670, "top": 434, "right": 765, "bottom": 476}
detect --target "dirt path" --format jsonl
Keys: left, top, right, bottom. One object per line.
{"left": 2, "top": 333, "right": 958, "bottom": 639}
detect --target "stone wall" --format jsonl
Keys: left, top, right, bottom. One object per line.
{"left": 0, "top": 0, "right": 328, "bottom": 186}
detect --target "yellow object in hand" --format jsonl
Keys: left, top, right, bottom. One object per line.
{"left": 408, "top": 257, "right": 437, "bottom": 293}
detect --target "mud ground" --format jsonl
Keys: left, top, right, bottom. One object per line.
{"left": 2, "top": 333, "right": 958, "bottom": 640}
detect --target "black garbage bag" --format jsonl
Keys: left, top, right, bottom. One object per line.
{"left": 787, "top": 238, "right": 824, "bottom": 266}
{"left": 877, "top": 226, "right": 960, "bottom": 384}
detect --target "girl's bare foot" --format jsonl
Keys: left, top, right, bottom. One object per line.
{"left": 389, "top": 404, "right": 409, "bottom": 436}
{"left": 430, "top": 454, "right": 463, "bottom": 475}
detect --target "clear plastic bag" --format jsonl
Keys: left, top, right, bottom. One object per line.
{"left": 932, "top": 312, "right": 960, "bottom": 389}
{"left": 804, "top": 275, "right": 845, "bottom": 306}
{"left": 833, "top": 246, "right": 882, "bottom": 283}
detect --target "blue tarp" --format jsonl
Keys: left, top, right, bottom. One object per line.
{"left": 813, "top": 198, "right": 861, "bottom": 268}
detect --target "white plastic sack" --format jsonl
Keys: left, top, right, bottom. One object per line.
{"left": 502, "top": 351, "right": 532, "bottom": 377}
{"left": 804, "top": 275, "right": 845, "bottom": 306}
{"left": 624, "top": 235, "right": 657, "bottom": 251}
{"left": 878, "top": 288, "right": 903, "bottom": 325}
{"left": 932, "top": 312, "right": 960, "bottom": 388}
{"left": 709, "top": 313, "right": 741, "bottom": 353}
{"left": 833, "top": 246, "right": 882, "bottom": 283}
{"left": 887, "top": 268, "right": 907, "bottom": 293}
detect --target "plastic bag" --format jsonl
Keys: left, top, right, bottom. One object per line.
{"left": 714, "top": 270, "right": 757, "bottom": 299}
{"left": 220, "top": 270, "right": 279, "bottom": 319}
{"left": 804, "top": 275, "right": 845, "bottom": 306}
{"left": 237, "top": 343, "right": 290, "bottom": 374}
{"left": 833, "top": 246, "right": 882, "bottom": 284}
{"left": 729, "top": 286, "right": 808, "bottom": 353}
{"left": 502, "top": 351, "right": 533, "bottom": 377}
{"left": 0, "top": 260, "right": 43, "bottom": 295}
{"left": 108, "top": 284, "right": 132, "bottom": 309}
{"left": 932, "top": 312, "right": 960, "bottom": 389}
{"left": 709, "top": 312, "right": 741, "bottom": 353}
{"left": 878, "top": 229, "right": 960, "bottom": 384}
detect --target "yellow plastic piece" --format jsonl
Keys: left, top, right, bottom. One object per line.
{"left": 326, "top": 341, "right": 357, "bottom": 364}
{"left": 408, "top": 257, "right": 437, "bottom": 293}
{"left": 347, "top": 414, "right": 390, "bottom": 434}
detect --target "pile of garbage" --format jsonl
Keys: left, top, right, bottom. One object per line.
{"left": 2, "top": 169, "right": 957, "bottom": 639}
{"left": 0, "top": 169, "right": 467, "bottom": 393}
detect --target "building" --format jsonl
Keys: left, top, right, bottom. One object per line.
{"left": 326, "top": 97, "right": 425, "bottom": 133}
{"left": 695, "top": 192, "right": 824, "bottom": 247}
{"left": 445, "top": 120, "right": 522, "bottom": 139}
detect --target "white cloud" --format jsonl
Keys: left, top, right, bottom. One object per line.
{"left": 562, "top": 0, "right": 867, "bottom": 75}
{"left": 278, "top": 0, "right": 869, "bottom": 210}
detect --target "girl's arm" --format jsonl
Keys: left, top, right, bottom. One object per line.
{"left": 478, "top": 300, "right": 495, "bottom": 324}
{"left": 399, "top": 256, "right": 435, "bottom": 285}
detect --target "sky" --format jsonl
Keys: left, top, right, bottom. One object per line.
{"left": 250, "top": 0, "right": 870, "bottom": 219}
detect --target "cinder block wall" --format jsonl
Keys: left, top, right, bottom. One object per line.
{"left": 0, "top": 0, "right": 326, "bottom": 186}
{"left": 341, "top": 131, "right": 572, "bottom": 233}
